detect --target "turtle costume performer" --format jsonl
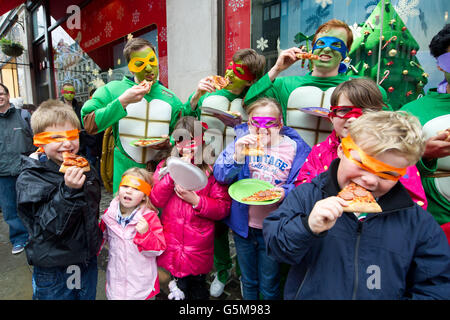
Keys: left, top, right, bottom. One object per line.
{"left": 244, "top": 19, "right": 388, "bottom": 147}
{"left": 188, "top": 48, "right": 266, "bottom": 158}
{"left": 82, "top": 38, "right": 194, "bottom": 192}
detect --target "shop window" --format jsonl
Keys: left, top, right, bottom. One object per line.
{"left": 32, "top": 5, "right": 45, "bottom": 40}
{"left": 247, "top": 0, "right": 449, "bottom": 145}
{"left": 0, "top": 58, "right": 19, "bottom": 98}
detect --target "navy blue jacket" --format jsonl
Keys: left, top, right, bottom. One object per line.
{"left": 263, "top": 158, "right": 450, "bottom": 300}
{"left": 214, "top": 123, "right": 311, "bottom": 237}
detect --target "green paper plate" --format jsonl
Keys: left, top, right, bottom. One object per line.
{"left": 129, "top": 137, "right": 168, "bottom": 148}
{"left": 228, "top": 179, "right": 280, "bottom": 205}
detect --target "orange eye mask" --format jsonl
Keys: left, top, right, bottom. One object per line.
{"left": 119, "top": 175, "right": 152, "bottom": 196}
{"left": 128, "top": 51, "right": 158, "bottom": 73}
{"left": 341, "top": 135, "right": 407, "bottom": 181}
{"left": 33, "top": 129, "right": 79, "bottom": 147}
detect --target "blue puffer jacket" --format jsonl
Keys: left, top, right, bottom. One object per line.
{"left": 263, "top": 159, "right": 450, "bottom": 300}
{"left": 213, "top": 123, "right": 311, "bottom": 238}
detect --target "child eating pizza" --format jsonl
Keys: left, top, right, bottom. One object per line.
{"left": 263, "top": 111, "right": 450, "bottom": 300}
{"left": 16, "top": 99, "right": 103, "bottom": 300}
{"left": 213, "top": 97, "right": 311, "bottom": 300}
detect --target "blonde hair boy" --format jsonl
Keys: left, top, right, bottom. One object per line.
{"left": 348, "top": 111, "right": 425, "bottom": 165}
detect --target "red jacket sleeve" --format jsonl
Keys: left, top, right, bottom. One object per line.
{"left": 150, "top": 162, "right": 175, "bottom": 208}
{"left": 133, "top": 210, "right": 166, "bottom": 255}
{"left": 193, "top": 178, "right": 231, "bottom": 221}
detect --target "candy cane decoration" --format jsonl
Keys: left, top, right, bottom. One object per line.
{"left": 382, "top": 36, "right": 397, "bottom": 50}
{"left": 379, "top": 70, "right": 390, "bottom": 85}
{"left": 410, "top": 61, "right": 425, "bottom": 71}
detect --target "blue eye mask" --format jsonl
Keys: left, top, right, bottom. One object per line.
{"left": 312, "top": 36, "right": 348, "bottom": 73}
{"left": 312, "top": 36, "right": 348, "bottom": 59}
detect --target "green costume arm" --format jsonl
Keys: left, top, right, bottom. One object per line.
{"left": 416, "top": 158, "right": 438, "bottom": 176}
{"left": 81, "top": 84, "right": 127, "bottom": 133}
{"left": 244, "top": 73, "right": 281, "bottom": 106}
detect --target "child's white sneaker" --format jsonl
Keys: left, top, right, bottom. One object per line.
{"left": 168, "top": 280, "right": 185, "bottom": 300}
{"left": 209, "top": 273, "right": 226, "bottom": 297}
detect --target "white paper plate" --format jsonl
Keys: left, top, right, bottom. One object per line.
{"left": 166, "top": 157, "right": 208, "bottom": 191}
{"left": 202, "top": 107, "right": 239, "bottom": 119}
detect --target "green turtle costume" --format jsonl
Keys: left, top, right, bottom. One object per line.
{"left": 401, "top": 89, "right": 450, "bottom": 225}
{"left": 81, "top": 76, "right": 194, "bottom": 193}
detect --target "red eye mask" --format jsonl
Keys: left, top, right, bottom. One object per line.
{"left": 61, "top": 90, "right": 75, "bottom": 95}
{"left": 329, "top": 106, "right": 363, "bottom": 119}
{"left": 226, "top": 62, "right": 255, "bottom": 81}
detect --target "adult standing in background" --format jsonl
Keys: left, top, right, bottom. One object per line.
{"left": 60, "top": 82, "right": 97, "bottom": 168}
{"left": 0, "top": 83, "right": 34, "bottom": 254}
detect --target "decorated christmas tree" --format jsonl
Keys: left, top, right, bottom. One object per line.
{"left": 347, "top": 0, "right": 428, "bottom": 110}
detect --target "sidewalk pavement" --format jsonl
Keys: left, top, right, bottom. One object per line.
{"left": 0, "top": 187, "right": 242, "bottom": 300}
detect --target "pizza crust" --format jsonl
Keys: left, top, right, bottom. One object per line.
{"left": 344, "top": 201, "right": 382, "bottom": 213}
{"left": 242, "top": 189, "right": 282, "bottom": 202}
{"left": 242, "top": 147, "right": 265, "bottom": 156}
{"left": 59, "top": 163, "right": 91, "bottom": 173}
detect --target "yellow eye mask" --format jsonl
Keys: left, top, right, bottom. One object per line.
{"left": 128, "top": 51, "right": 158, "bottom": 73}
{"left": 33, "top": 129, "right": 79, "bottom": 147}
{"left": 119, "top": 175, "right": 152, "bottom": 196}
{"left": 341, "top": 135, "right": 407, "bottom": 181}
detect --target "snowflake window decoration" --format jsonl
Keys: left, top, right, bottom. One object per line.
{"left": 132, "top": 9, "right": 140, "bottom": 25}
{"left": 228, "top": 0, "right": 245, "bottom": 12}
{"left": 104, "top": 21, "right": 113, "bottom": 38}
{"left": 256, "top": 37, "right": 268, "bottom": 52}
{"left": 315, "top": 0, "right": 333, "bottom": 9}
{"left": 394, "top": 0, "right": 420, "bottom": 23}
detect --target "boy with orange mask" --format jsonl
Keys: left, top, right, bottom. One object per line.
{"left": 16, "top": 100, "right": 102, "bottom": 300}
{"left": 264, "top": 111, "right": 450, "bottom": 299}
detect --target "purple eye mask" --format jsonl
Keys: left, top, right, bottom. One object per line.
{"left": 250, "top": 116, "right": 281, "bottom": 128}
{"left": 437, "top": 52, "right": 450, "bottom": 73}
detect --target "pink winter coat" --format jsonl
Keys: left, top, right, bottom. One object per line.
{"left": 99, "top": 197, "right": 166, "bottom": 300}
{"left": 295, "top": 130, "right": 428, "bottom": 208}
{"left": 150, "top": 161, "right": 231, "bottom": 278}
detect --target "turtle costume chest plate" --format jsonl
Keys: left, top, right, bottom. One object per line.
{"left": 119, "top": 98, "right": 172, "bottom": 164}
{"left": 201, "top": 95, "right": 247, "bottom": 151}
{"left": 286, "top": 86, "right": 335, "bottom": 147}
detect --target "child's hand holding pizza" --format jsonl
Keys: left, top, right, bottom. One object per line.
{"left": 64, "top": 166, "right": 86, "bottom": 189}
{"left": 308, "top": 197, "right": 348, "bottom": 234}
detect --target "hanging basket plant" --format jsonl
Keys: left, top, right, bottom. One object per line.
{"left": 0, "top": 38, "right": 24, "bottom": 57}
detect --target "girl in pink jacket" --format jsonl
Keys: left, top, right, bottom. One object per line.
{"left": 295, "top": 78, "right": 427, "bottom": 208}
{"left": 150, "top": 116, "right": 231, "bottom": 300}
{"left": 99, "top": 167, "right": 166, "bottom": 300}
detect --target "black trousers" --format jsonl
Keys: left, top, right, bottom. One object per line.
{"left": 175, "top": 274, "right": 209, "bottom": 300}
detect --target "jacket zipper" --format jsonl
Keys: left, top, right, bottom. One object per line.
{"left": 294, "top": 267, "right": 310, "bottom": 299}
{"left": 352, "top": 220, "right": 363, "bottom": 300}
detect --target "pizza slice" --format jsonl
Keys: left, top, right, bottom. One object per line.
{"left": 242, "top": 134, "right": 264, "bottom": 156}
{"left": 139, "top": 79, "right": 153, "bottom": 93}
{"left": 59, "top": 151, "right": 91, "bottom": 173}
{"left": 134, "top": 138, "right": 165, "bottom": 147}
{"left": 242, "top": 189, "right": 283, "bottom": 202}
{"left": 437, "top": 128, "right": 450, "bottom": 142}
{"left": 337, "top": 182, "right": 382, "bottom": 213}
{"left": 296, "top": 52, "right": 319, "bottom": 60}
{"left": 212, "top": 75, "right": 230, "bottom": 90}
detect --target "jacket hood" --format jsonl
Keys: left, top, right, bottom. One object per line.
{"left": 314, "top": 158, "right": 416, "bottom": 214}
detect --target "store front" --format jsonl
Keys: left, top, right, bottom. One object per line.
{"left": 25, "top": 0, "right": 168, "bottom": 106}
{"left": 224, "top": 0, "right": 448, "bottom": 145}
